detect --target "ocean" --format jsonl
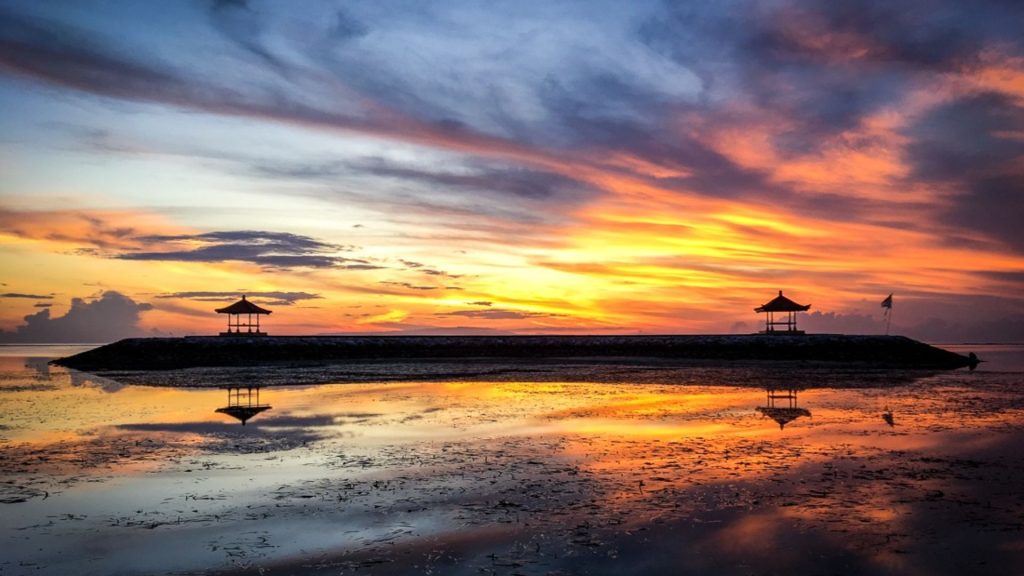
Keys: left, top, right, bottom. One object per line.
{"left": 1, "top": 343, "right": 1022, "bottom": 575}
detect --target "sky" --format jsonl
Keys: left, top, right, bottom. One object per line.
{"left": 1, "top": 0, "right": 1023, "bottom": 343}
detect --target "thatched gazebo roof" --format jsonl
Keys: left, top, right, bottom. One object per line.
{"left": 754, "top": 290, "right": 811, "bottom": 313}
{"left": 215, "top": 295, "right": 272, "bottom": 315}
{"left": 756, "top": 407, "right": 812, "bottom": 430}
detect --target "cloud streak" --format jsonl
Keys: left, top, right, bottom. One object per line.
{"left": 155, "top": 291, "right": 322, "bottom": 306}
{"left": 119, "top": 230, "right": 379, "bottom": 270}
{"left": 436, "top": 308, "right": 561, "bottom": 321}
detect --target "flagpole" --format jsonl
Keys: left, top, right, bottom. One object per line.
{"left": 885, "top": 306, "right": 891, "bottom": 335}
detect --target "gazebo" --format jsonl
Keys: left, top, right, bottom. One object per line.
{"left": 215, "top": 295, "right": 271, "bottom": 336}
{"left": 215, "top": 386, "right": 271, "bottom": 425}
{"left": 754, "top": 290, "right": 811, "bottom": 334}
{"left": 756, "top": 387, "right": 811, "bottom": 430}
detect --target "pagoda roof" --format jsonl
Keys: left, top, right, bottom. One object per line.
{"left": 757, "top": 406, "right": 812, "bottom": 429}
{"left": 216, "top": 405, "right": 271, "bottom": 425}
{"left": 754, "top": 290, "right": 811, "bottom": 313}
{"left": 215, "top": 296, "right": 272, "bottom": 315}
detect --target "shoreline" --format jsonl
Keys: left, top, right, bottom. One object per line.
{"left": 52, "top": 334, "right": 977, "bottom": 371}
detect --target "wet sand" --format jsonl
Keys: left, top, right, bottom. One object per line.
{"left": 2, "top": 349, "right": 1023, "bottom": 575}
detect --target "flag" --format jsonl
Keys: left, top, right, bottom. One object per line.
{"left": 881, "top": 294, "right": 893, "bottom": 309}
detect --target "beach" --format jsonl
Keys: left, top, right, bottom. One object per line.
{"left": 2, "top": 345, "right": 1023, "bottom": 575}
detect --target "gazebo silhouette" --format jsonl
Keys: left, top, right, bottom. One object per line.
{"left": 756, "top": 387, "right": 811, "bottom": 430}
{"left": 755, "top": 290, "right": 811, "bottom": 334}
{"left": 215, "top": 295, "right": 271, "bottom": 336}
{"left": 215, "top": 386, "right": 271, "bottom": 425}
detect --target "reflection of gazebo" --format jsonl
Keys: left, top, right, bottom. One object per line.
{"left": 215, "top": 386, "right": 271, "bottom": 425}
{"left": 215, "top": 295, "right": 271, "bottom": 336}
{"left": 754, "top": 290, "right": 811, "bottom": 334}
{"left": 756, "top": 388, "right": 811, "bottom": 430}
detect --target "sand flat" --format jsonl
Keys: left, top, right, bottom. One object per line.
{"left": 2, "top": 348, "right": 1023, "bottom": 575}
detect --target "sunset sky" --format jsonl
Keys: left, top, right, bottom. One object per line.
{"left": 1, "top": 0, "right": 1023, "bottom": 342}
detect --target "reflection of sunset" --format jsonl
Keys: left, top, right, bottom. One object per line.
{"left": 0, "top": 380, "right": 224, "bottom": 444}
{"left": 4, "top": 352, "right": 1024, "bottom": 574}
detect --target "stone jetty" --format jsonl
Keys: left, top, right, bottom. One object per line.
{"left": 53, "top": 334, "right": 977, "bottom": 371}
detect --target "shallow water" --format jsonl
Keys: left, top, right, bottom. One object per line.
{"left": 1, "top": 345, "right": 1023, "bottom": 575}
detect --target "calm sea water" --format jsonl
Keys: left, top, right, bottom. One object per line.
{"left": 1, "top": 343, "right": 1022, "bottom": 575}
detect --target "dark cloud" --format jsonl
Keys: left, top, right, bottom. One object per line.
{"left": 247, "top": 155, "right": 594, "bottom": 232}
{"left": 338, "top": 323, "right": 517, "bottom": 336}
{"left": 380, "top": 281, "right": 437, "bottom": 291}
{"left": 33, "top": 303, "right": 53, "bottom": 308}
{"left": 0, "top": 7, "right": 389, "bottom": 158}
{"left": 777, "top": 0, "right": 1023, "bottom": 69}
{"left": 729, "top": 320, "right": 751, "bottom": 334}
{"left": 208, "top": 0, "right": 289, "bottom": 72}
{"left": 903, "top": 93, "right": 1024, "bottom": 250}
{"left": 251, "top": 160, "right": 347, "bottom": 181}
{"left": 902, "top": 315, "right": 1024, "bottom": 344}
{"left": 908, "top": 94, "right": 1024, "bottom": 180}
{"left": 795, "top": 292, "right": 1024, "bottom": 342}
{"left": 467, "top": 301, "right": 493, "bottom": 307}
{"left": 0, "top": 291, "right": 153, "bottom": 344}
{"left": 0, "top": 5, "right": 200, "bottom": 106}
{"left": 0, "top": 2, "right": 721, "bottom": 212}
{"left": 801, "top": 311, "right": 886, "bottom": 335}
{"left": 349, "top": 157, "right": 596, "bottom": 201}
{"left": 155, "top": 291, "right": 322, "bottom": 306}
{"left": 756, "top": 2, "right": 1010, "bottom": 118}
{"left": 4, "top": 1, "right": 1021, "bottom": 175}
{"left": 1, "top": 3, "right": 575, "bottom": 196}
{"left": 644, "top": 0, "right": 1022, "bottom": 158}
{"left": 950, "top": 174, "right": 1024, "bottom": 251}
{"left": 976, "top": 270, "right": 1024, "bottom": 284}
{"left": 1, "top": 293, "right": 54, "bottom": 299}
{"left": 331, "top": 8, "right": 369, "bottom": 40}
{"left": 134, "top": 230, "right": 345, "bottom": 249}
{"left": 437, "top": 308, "right": 559, "bottom": 320}
{"left": 0, "top": 4, "right": 659, "bottom": 207}
{"left": 259, "top": 159, "right": 598, "bottom": 237}
{"left": 117, "top": 230, "right": 380, "bottom": 270}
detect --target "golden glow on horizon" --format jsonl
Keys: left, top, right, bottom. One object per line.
{"left": 3, "top": 179, "right": 1023, "bottom": 335}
